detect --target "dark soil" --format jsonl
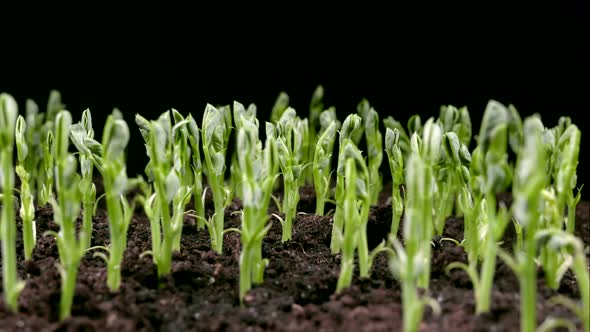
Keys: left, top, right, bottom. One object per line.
{"left": 0, "top": 184, "right": 588, "bottom": 331}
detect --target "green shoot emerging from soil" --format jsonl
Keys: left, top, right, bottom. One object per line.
{"left": 72, "top": 110, "right": 134, "bottom": 291}
{"left": 0, "top": 93, "right": 25, "bottom": 312}
{"left": 234, "top": 116, "right": 279, "bottom": 302}
{"left": 201, "top": 104, "right": 232, "bottom": 253}
{"left": 275, "top": 108, "right": 307, "bottom": 242}
{"left": 45, "top": 110, "right": 85, "bottom": 320}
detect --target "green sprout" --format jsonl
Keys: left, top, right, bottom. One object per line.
{"left": 496, "top": 116, "right": 547, "bottom": 332}
{"left": 234, "top": 118, "right": 279, "bottom": 302}
{"left": 335, "top": 140, "right": 372, "bottom": 286}
{"left": 0, "top": 93, "right": 25, "bottom": 312}
{"left": 71, "top": 110, "right": 133, "bottom": 291}
{"left": 554, "top": 121, "right": 582, "bottom": 233}
{"left": 383, "top": 115, "right": 411, "bottom": 157}
{"left": 69, "top": 109, "right": 96, "bottom": 251}
{"left": 270, "top": 91, "right": 290, "bottom": 124}
{"left": 275, "top": 108, "right": 307, "bottom": 242}
{"left": 136, "top": 111, "right": 192, "bottom": 279}
{"left": 384, "top": 128, "right": 405, "bottom": 237}
{"left": 186, "top": 113, "right": 206, "bottom": 230}
{"left": 389, "top": 147, "right": 441, "bottom": 332}
{"left": 409, "top": 118, "right": 443, "bottom": 288}
{"left": 447, "top": 100, "right": 513, "bottom": 314}
{"left": 44, "top": 110, "right": 85, "bottom": 320}
{"left": 15, "top": 115, "right": 37, "bottom": 260}
{"left": 331, "top": 113, "right": 364, "bottom": 254}
{"left": 313, "top": 114, "right": 339, "bottom": 216}
{"left": 200, "top": 104, "right": 232, "bottom": 254}
{"left": 358, "top": 99, "right": 383, "bottom": 205}
{"left": 230, "top": 101, "right": 258, "bottom": 200}
{"left": 536, "top": 229, "right": 589, "bottom": 332}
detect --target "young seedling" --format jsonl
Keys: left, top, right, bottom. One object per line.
{"left": 270, "top": 91, "right": 290, "bottom": 124}
{"left": 69, "top": 109, "right": 96, "bottom": 250}
{"left": 384, "top": 128, "right": 405, "bottom": 237}
{"left": 437, "top": 105, "right": 472, "bottom": 148}
{"left": 434, "top": 131, "right": 472, "bottom": 231}
{"left": 407, "top": 118, "right": 442, "bottom": 289}
{"left": 331, "top": 114, "right": 363, "bottom": 254}
{"left": 554, "top": 121, "right": 582, "bottom": 234}
{"left": 335, "top": 156, "right": 361, "bottom": 292}
{"left": 305, "top": 85, "right": 326, "bottom": 184}
{"left": 275, "top": 108, "right": 307, "bottom": 242}
{"left": 313, "top": 118, "right": 338, "bottom": 216}
{"left": 383, "top": 115, "right": 411, "bottom": 158}
{"left": 136, "top": 111, "right": 192, "bottom": 279}
{"left": 71, "top": 110, "right": 133, "bottom": 291}
{"left": 15, "top": 115, "right": 37, "bottom": 260}
{"left": 389, "top": 147, "right": 442, "bottom": 332}
{"left": 230, "top": 101, "right": 258, "bottom": 199}
{"left": 496, "top": 116, "right": 547, "bottom": 332}
{"left": 44, "top": 110, "right": 85, "bottom": 320}
{"left": 186, "top": 114, "right": 206, "bottom": 230}
{"left": 234, "top": 118, "right": 279, "bottom": 302}
{"left": 23, "top": 99, "right": 48, "bottom": 207}
{"left": 536, "top": 229, "right": 589, "bottom": 332}
{"left": 335, "top": 140, "right": 374, "bottom": 282}
{"left": 358, "top": 99, "right": 383, "bottom": 206}
{"left": 200, "top": 104, "right": 232, "bottom": 253}
{"left": 448, "top": 100, "right": 513, "bottom": 314}
{"left": 0, "top": 93, "right": 25, "bottom": 312}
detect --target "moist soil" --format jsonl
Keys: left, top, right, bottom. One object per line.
{"left": 0, "top": 183, "right": 588, "bottom": 331}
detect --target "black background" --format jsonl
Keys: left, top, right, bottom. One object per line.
{"left": 1, "top": 2, "right": 588, "bottom": 198}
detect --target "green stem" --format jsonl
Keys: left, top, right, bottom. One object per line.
{"left": 59, "top": 261, "right": 80, "bottom": 321}
{"left": 105, "top": 192, "right": 125, "bottom": 292}
{"left": 330, "top": 177, "right": 344, "bottom": 254}
{"left": 390, "top": 188, "right": 402, "bottom": 237}
{"left": 149, "top": 200, "right": 161, "bottom": 267}
{"left": 566, "top": 201, "right": 576, "bottom": 234}
{"left": 520, "top": 235, "right": 537, "bottom": 332}
{"left": 239, "top": 241, "right": 253, "bottom": 302}
{"left": 252, "top": 237, "right": 265, "bottom": 284}
{"left": 1, "top": 151, "right": 19, "bottom": 311}
{"left": 193, "top": 174, "right": 205, "bottom": 230}
{"left": 315, "top": 194, "right": 325, "bottom": 216}
{"left": 543, "top": 247, "right": 559, "bottom": 290}
{"left": 281, "top": 180, "right": 299, "bottom": 242}
{"left": 477, "top": 193, "right": 497, "bottom": 314}
{"left": 155, "top": 176, "right": 172, "bottom": 277}
{"left": 21, "top": 181, "right": 35, "bottom": 261}
{"left": 22, "top": 212, "right": 34, "bottom": 261}
{"left": 158, "top": 231, "right": 173, "bottom": 280}
{"left": 572, "top": 253, "right": 589, "bottom": 332}
{"left": 358, "top": 197, "right": 371, "bottom": 278}
{"left": 211, "top": 177, "right": 225, "bottom": 254}
{"left": 81, "top": 199, "right": 93, "bottom": 250}
{"left": 402, "top": 280, "right": 421, "bottom": 332}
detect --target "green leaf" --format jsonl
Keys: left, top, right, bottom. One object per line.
{"left": 310, "top": 85, "right": 324, "bottom": 127}
{"left": 408, "top": 114, "right": 422, "bottom": 135}
{"left": 0, "top": 93, "right": 18, "bottom": 140}
{"left": 47, "top": 90, "right": 65, "bottom": 120}
{"left": 55, "top": 110, "right": 72, "bottom": 159}
{"left": 112, "top": 167, "right": 128, "bottom": 197}
{"left": 165, "top": 170, "right": 181, "bottom": 203}
{"left": 271, "top": 92, "right": 290, "bottom": 123}
{"left": 477, "top": 100, "right": 509, "bottom": 153}
{"left": 15, "top": 115, "right": 28, "bottom": 162}
{"left": 103, "top": 117, "right": 130, "bottom": 162}
{"left": 340, "top": 114, "right": 363, "bottom": 146}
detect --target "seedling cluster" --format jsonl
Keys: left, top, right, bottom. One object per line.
{"left": 0, "top": 89, "right": 587, "bottom": 332}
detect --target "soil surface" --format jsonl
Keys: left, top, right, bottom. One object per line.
{"left": 0, "top": 184, "right": 588, "bottom": 331}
